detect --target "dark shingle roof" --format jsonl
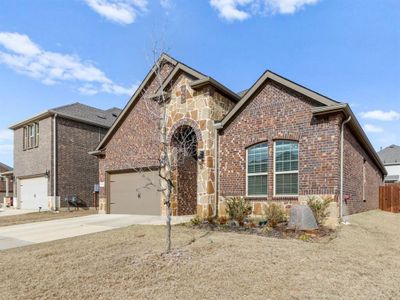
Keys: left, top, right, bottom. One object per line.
{"left": 51, "top": 103, "right": 122, "bottom": 128}
{"left": 378, "top": 144, "right": 400, "bottom": 165}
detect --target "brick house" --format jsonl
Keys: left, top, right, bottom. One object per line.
{"left": 378, "top": 144, "right": 400, "bottom": 183}
{"left": 0, "top": 162, "right": 13, "bottom": 202}
{"left": 10, "top": 103, "right": 121, "bottom": 210}
{"left": 92, "top": 54, "right": 386, "bottom": 221}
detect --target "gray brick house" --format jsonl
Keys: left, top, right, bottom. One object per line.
{"left": 10, "top": 103, "right": 121, "bottom": 210}
{"left": 378, "top": 144, "right": 400, "bottom": 183}
{"left": 92, "top": 54, "right": 386, "bottom": 223}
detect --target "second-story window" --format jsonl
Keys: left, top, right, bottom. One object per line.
{"left": 23, "top": 122, "right": 39, "bottom": 150}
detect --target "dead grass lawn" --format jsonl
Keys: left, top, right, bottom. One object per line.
{"left": 0, "top": 210, "right": 399, "bottom": 299}
{"left": 0, "top": 209, "right": 97, "bottom": 227}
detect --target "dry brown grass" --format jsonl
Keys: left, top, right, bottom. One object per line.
{"left": 0, "top": 209, "right": 97, "bottom": 227}
{"left": 0, "top": 210, "right": 399, "bottom": 299}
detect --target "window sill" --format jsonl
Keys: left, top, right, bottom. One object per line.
{"left": 272, "top": 195, "right": 299, "bottom": 201}
{"left": 245, "top": 196, "right": 268, "bottom": 201}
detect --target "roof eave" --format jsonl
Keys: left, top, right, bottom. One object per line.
{"left": 312, "top": 104, "right": 387, "bottom": 176}
{"left": 190, "top": 77, "right": 240, "bottom": 102}
{"left": 219, "top": 70, "right": 339, "bottom": 128}
{"left": 9, "top": 111, "right": 53, "bottom": 130}
{"left": 48, "top": 110, "right": 113, "bottom": 129}
{"left": 95, "top": 54, "right": 179, "bottom": 151}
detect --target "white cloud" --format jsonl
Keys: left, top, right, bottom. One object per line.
{"left": 210, "top": 0, "right": 252, "bottom": 21}
{"left": 360, "top": 110, "right": 400, "bottom": 121}
{"left": 160, "top": 0, "right": 173, "bottom": 9}
{"left": 364, "top": 124, "right": 384, "bottom": 133}
{"left": 85, "top": 0, "right": 148, "bottom": 24}
{"left": 210, "top": 0, "right": 320, "bottom": 21}
{"left": 0, "top": 32, "right": 134, "bottom": 96}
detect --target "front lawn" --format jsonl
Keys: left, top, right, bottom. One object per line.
{"left": 0, "top": 210, "right": 399, "bottom": 299}
{"left": 0, "top": 209, "right": 97, "bottom": 227}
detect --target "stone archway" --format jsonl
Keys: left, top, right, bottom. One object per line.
{"left": 171, "top": 125, "right": 198, "bottom": 215}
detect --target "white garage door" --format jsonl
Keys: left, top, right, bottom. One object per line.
{"left": 20, "top": 177, "right": 49, "bottom": 210}
{"left": 109, "top": 171, "right": 161, "bottom": 215}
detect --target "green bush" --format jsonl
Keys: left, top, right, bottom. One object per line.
{"left": 306, "top": 196, "right": 333, "bottom": 225}
{"left": 190, "top": 215, "right": 202, "bottom": 226}
{"left": 263, "top": 202, "right": 287, "bottom": 228}
{"left": 225, "top": 197, "right": 252, "bottom": 225}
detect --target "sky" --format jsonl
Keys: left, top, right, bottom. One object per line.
{"left": 0, "top": 0, "right": 399, "bottom": 167}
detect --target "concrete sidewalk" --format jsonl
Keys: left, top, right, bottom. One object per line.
{"left": 0, "top": 209, "right": 37, "bottom": 217}
{"left": 0, "top": 214, "right": 192, "bottom": 250}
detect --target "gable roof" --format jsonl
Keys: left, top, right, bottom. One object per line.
{"left": 215, "top": 70, "right": 386, "bottom": 176}
{"left": 10, "top": 103, "right": 121, "bottom": 130}
{"left": 218, "top": 70, "right": 339, "bottom": 128}
{"left": 378, "top": 144, "right": 400, "bottom": 165}
{"left": 95, "top": 53, "right": 239, "bottom": 151}
{"left": 95, "top": 53, "right": 178, "bottom": 151}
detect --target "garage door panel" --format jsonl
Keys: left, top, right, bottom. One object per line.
{"left": 110, "top": 171, "right": 161, "bottom": 215}
{"left": 20, "top": 177, "right": 48, "bottom": 210}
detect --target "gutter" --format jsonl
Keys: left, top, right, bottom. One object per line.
{"left": 312, "top": 104, "right": 387, "bottom": 176}
{"left": 213, "top": 123, "right": 220, "bottom": 217}
{"left": 340, "top": 116, "right": 351, "bottom": 223}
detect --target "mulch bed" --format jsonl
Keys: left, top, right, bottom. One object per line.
{"left": 190, "top": 220, "right": 337, "bottom": 242}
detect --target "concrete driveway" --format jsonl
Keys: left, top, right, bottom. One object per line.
{"left": 0, "top": 214, "right": 192, "bottom": 250}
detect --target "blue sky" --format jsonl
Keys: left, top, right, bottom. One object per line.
{"left": 0, "top": 0, "right": 399, "bottom": 167}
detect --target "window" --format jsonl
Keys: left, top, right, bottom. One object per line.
{"left": 274, "top": 140, "right": 299, "bottom": 195}
{"left": 247, "top": 143, "right": 268, "bottom": 196}
{"left": 23, "top": 122, "right": 39, "bottom": 150}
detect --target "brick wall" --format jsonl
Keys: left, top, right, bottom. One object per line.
{"left": 343, "top": 127, "right": 383, "bottom": 214}
{"left": 99, "top": 62, "right": 174, "bottom": 201}
{"left": 13, "top": 117, "right": 53, "bottom": 199}
{"left": 219, "top": 80, "right": 341, "bottom": 202}
{"left": 57, "top": 117, "right": 107, "bottom": 207}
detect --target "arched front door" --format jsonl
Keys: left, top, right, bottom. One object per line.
{"left": 171, "top": 125, "right": 198, "bottom": 215}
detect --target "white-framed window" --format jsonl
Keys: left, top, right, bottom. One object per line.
{"left": 274, "top": 140, "right": 299, "bottom": 196}
{"left": 23, "top": 122, "right": 39, "bottom": 150}
{"left": 246, "top": 143, "right": 268, "bottom": 196}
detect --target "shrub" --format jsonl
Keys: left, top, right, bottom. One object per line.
{"left": 225, "top": 197, "right": 252, "bottom": 225}
{"left": 306, "top": 196, "right": 333, "bottom": 225}
{"left": 190, "top": 216, "right": 202, "bottom": 226}
{"left": 218, "top": 216, "right": 228, "bottom": 225}
{"left": 263, "top": 202, "right": 287, "bottom": 228}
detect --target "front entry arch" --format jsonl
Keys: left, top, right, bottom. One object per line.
{"left": 171, "top": 125, "right": 198, "bottom": 215}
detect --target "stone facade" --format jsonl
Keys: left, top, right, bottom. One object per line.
{"left": 165, "top": 74, "right": 234, "bottom": 217}
{"left": 98, "top": 68, "right": 235, "bottom": 216}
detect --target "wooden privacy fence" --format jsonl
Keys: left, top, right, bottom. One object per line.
{"left": 379, "top": 184, "right": 400, "bottom": 213}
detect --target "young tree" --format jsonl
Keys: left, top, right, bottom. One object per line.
{"left": 134, "top": 46, "right": 198, "bottom": 253}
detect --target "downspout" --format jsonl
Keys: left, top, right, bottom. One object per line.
{"left": 213, "top": 127, "right": 219, "bottom": 217}
{"left": 53, "top": 114, "right": 58, "bottom": 211}
{"left": 340, "top": 115, "right": 351, "bottom": 222}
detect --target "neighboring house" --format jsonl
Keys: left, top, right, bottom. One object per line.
{"left": 91, "top": 54, "right": 385, "bottom": 219}
{"left": 378, "top": 145, "right": 400, "bottom": 183}
{"left": 0, "top": 162, "right": 13, "bottom": 202}
{"left": 10, "top": 103, "right": 121, "bottom": 210}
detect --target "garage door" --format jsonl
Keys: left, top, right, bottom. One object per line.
{"left": 20, "top": 177, "right": 49, "bottom": 210}
{"left": 109, "top": 171, "right": 161, "bottom": 215}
